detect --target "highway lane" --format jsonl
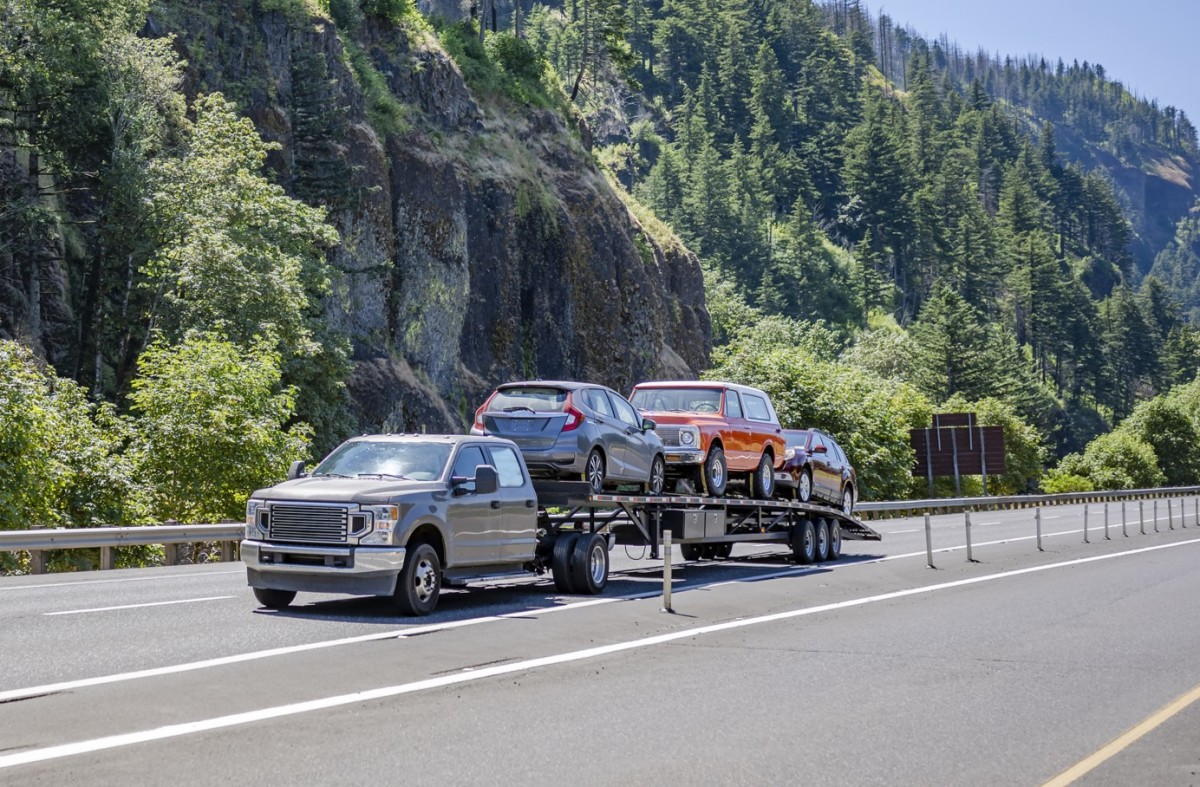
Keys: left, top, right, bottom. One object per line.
{"left": 1, "top": 526, "right": 1198, "bottom": 784}
{"left": 1, "top": 500, "right": 1192, "bottom": 695}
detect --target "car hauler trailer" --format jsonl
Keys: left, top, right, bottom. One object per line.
{"left": 532, "top": 482, "right": 881, "bottom": 594}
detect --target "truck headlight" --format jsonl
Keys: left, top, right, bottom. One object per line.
{"left": 245, "top": 500, "right": 265, "bottom": 538}
{"left": 679, "top": 427, "right": 698, "bottom": 446}
{"left": 785, "top": 448, "right": 795, "bottom": 460}
{"left": 359, "top": 505, "right": 400, "bottom": 545}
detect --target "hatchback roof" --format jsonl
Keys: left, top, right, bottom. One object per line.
{"left": 496, "top": 380, "right": 609, "bottom": 391}
{"left": 346, "top": 434, "right": 513, "bottom": 445}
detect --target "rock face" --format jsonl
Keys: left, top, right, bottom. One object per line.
{"left": 157, "top": 2, "right": 709, "bottom": 434}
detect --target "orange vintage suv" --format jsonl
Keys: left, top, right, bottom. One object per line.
{"left": 629, "top": 381, "right": 785, "bottom": 498}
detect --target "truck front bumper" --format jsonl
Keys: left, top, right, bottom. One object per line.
{"left": 242, "top": 540, "right": 407, "bottom": 596}
{"left": 663, "top": 448, "right": 704, "bottom": 466}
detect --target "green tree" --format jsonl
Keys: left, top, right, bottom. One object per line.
{"left": 908, "top": 285, "right": 990, "bottom": 402}
{"left": 1049, "top": 431, "right": 1165, "bottom": 491}
{"left": 127, "top": 334, "right": 311, "bottom": 523}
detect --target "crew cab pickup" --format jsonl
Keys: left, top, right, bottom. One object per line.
{"left": 241, "top": 434, "right": 611, "bottom": 615}
{"left": 629, "top": 381, "right": 785, "bottom": 498}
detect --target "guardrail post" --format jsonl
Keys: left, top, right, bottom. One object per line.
{"left": 163, "top": 543, "right": 178, "bottom": 566}
{"left": 1139, "top": 501, "right": 1145, "bottom": 535}
{"left": 29, "top": 550, "right": 46, "bottom": 575}
{"left": 221, "top": 541, "right": 235, "bottom": 562}
{"left": 1083, "top": 504, "right": 1089, "bottom": 544}
{"left": 661, "top": 530, "right": 674, "bottom": 614}
{"left": 965, "top": 511, "right": 974, "bottom": 562}
{"left": 1036, "top": 507, "right": 1043, "bottom": 551}
{"left": 924, "top": 513, "right": 935, "bottom": 569}
{"left": 1153, "top": 500, "right": 1159, "bottom": 533}
{"left": 100, "top": 546, "right": 115, "bottom": 571}
{"left": 1168, "top": 499, "right": 1174, "bottom": 530}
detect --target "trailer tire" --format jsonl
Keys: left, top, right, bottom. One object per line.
{"left": 393, "top": 542, "right": 441, "bottom": 616}
{"left": 253, "top": 587, "right": 296, "bottom": 609}
{"left": 791, "top": 519, "right": 817, "bottom": 564}
{"left": 552, "top": 533, "right": 579, "bottom": 593}
{"left": 714, "top": 542, "right": 733, "bottom": 559}
{"left": 828, "top": 520, "right": 842, "bottom": 561}
{"left": 680, "top": 542, "right": 704, "bottom": 561}
{"left": 570, "top": 532, "right": 609, "bottom": 594}
{"left": 815, "top": 518, "right": 831, "bottom": 562}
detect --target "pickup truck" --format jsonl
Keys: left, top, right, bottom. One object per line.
{"left": 241, "top": 434, "right": 611, "bottom": 615}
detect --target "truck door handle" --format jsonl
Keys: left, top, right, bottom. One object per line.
{"left": 490, "top": 500, "right": 501, "bottom": 509}
{"left": 525, "top": 500, "right": 535, "bottom": 508}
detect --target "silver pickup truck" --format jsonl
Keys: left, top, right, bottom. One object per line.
{"left": 242, "top": 434, "right": 611, "bottom": 615}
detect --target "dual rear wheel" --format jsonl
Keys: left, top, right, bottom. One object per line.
{"left": 550, "top": 532, "right": 610, "bottom": 595}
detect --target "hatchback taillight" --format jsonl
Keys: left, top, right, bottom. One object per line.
{"left": 562, "top": 396, "right": 585, "bottom": 431}
{"left": 474, "top": 392, "right": 497, "bottom": 431}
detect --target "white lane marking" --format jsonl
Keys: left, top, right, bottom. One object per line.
{"left": 43, "top": 597, "right": 233, "bottom": 617}
{"left": 977, "top": 521, "right": 1001, "bottom": 526}
{"left": 3, "top": 537, "right": 1197, "bottom": 771}
{"left": 0, "top": 570, "right": 242, "bottom": 592}
{"left": 891, "top": 528, "right": 920, "bottom": 534}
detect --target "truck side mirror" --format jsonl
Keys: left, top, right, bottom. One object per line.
{"left": 474, "top": 465, "right": 499, "bottom": 495}
{"left": 287, "top": 460, "right": 307, "bottom": 480}
{"left": 642, "top": 417, "right": 656, "bottom": 431}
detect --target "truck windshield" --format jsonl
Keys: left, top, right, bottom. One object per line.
{"left": 630, "top": 388, "right": 724, "bottom": 414}
{"left": 313, "top": 442, "right": 453, "bottom": 481}
{"left": 488, "top": 387, "right": 568, "bottom": 413}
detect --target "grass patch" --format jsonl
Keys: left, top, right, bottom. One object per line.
{"left": 433, "top": 21, "right": 558, "bottom": 109}
{"left": 342, "top": 39, "right": 408, "bottom": 136}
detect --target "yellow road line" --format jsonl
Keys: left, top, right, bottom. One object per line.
{"left": 1043, "top": 680, "right": 1200, "bottom": 786}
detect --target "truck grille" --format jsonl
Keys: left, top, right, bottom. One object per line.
{"left": 267, "top": 504, "right": 349, "bottom": 544}
{"left": 654, "top": 426, "right": 682, "bottom": 446}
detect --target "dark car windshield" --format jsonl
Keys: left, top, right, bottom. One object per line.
{"left": 784, "top": 430, "right": 811, "bottom": 449}
{"left": 314, "top": 441, "right": 452, "bottom": 481}
{"left": 488, "top": 387, "right": 568, "bottom": 413}
{"left": 630, "top": 388, "right": 723, "bottom": 414}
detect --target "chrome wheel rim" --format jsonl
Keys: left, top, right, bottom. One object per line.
{"left": 413, "top": 557, "right": 437, "bottom": 603}
{"left": 799, "top": 472, "right": 811, "bottom": 501}
{"left": 843, "top": 490, "right": 852, "bottom": 515}
{"left": 759, "top": 460, "right": 772, "bottom": 493}
{"left": 805, "top": 527, "right": 814, "bottom": 557}
{"left": 587, "top": 454, "right": 603, "bottom": 492}
{"left": 817, "top": 524, "right": 827, "bottom": 554}
{"left": 589, "top": 543, "right": 606, "bottom": 584}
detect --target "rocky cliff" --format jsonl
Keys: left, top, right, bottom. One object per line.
{"left": 150, "top": 0, "right": 709, "bottom": 433}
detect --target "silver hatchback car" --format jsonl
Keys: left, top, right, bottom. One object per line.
{"left": 471, "top": 381, "right": 667, "bottom": 495}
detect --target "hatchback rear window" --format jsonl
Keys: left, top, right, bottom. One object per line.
{"left": 488, "top": 387, "right": 568, "bottom": 413}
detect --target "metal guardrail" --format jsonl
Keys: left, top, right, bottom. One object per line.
{"left": 0, "top": 523, "right": 244, "bottom": 573}
{"left": 855, "top": 485, "right": 1200, "bottom": 515}
{"left": 3, "top": 485, "right": 1200, "bottom": 575}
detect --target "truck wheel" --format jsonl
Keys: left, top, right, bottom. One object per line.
{"left": 645, "top": 455, "right": 666, "bottom": 495}
{"left": 841, "top": 486, "right": 854, "bottom": 516}
{"left": 393, "top": 542, "right": 441, "bottom": 616}
{"left": 828, "top": 520, "right": 842, "bottom": 560}
{"left": 791, "top": 519, "right": 817, "bottom": 565}
{"left": 749, "top": 452, "right": 775, "bottom": 500}
{"left": 253, "top": 587, "right": 296, "bottom": 609}
{"left": 714, "top": 542, "right": 733, "bottom": 559}
{"left": 570, "top": 533, "right": 609, "bottom": 594}
{"left": 797, "top": 467, "right": 813, "bottom": 503}
{"left": 680, "top": 542, "right": 703, "bottom": 561}
{"left": 551, "top": 533, "right": 579, "bottom": 593}
{"left": 703, "top": 446, "right": 727, "bottom": 497}
{"left": 583, "top": 450, "right": 605, "bottom": 495}
{"left": 815, "top": 519, "right": 831, "bottom": 562}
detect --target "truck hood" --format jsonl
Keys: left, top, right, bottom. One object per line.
{"left": 251, "top": 476, "right": 446, "bottom": 503}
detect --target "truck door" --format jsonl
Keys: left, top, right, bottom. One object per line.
{"left": 448, "top": 444, "right": 505, "bottom": 566}
{"left": 722, "top": 389, "right": 751, "bottom": 471}
{"left": 486, "top": 444, "right": 538, "bottom": 562}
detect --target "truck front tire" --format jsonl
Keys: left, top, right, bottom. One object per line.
{"left": 394, "top": 542, "right": 441, "bottom": 616}
{"left": 253, "top": 587, "right": 296, "bottom": 609}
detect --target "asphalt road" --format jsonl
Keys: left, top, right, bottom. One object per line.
{"left": 2, "top": 501, "right": 1198, "bottom": 785}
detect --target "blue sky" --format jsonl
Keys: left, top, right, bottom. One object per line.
{"left": 870, "top": 0, "right": 1199, "bottom": 122}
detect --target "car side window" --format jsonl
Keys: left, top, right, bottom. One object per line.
{"left": 487, "top": 446, "right": 526, "bottom": 488}
{"left": 609, "top": 393, "right": 643, "bottom": 429}
{"left": 812, "top": 434, "right": 827, "bottom": 453}
{"left": 452, "top": 445, "right": 487, "bottom": 479}
{"left": 725, "top": 390, "right": 743, "bottom": 418}
{"left": 743, "top": 394, "right": 772, "bottom": 422}
{"left": 585, "top": 388, "right": 614, "bottom": 417}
